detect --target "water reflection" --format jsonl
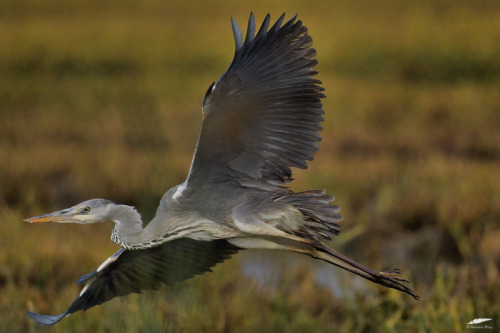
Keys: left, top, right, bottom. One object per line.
{"left": 239, "top": 250, "right": 368, "bottom": 300}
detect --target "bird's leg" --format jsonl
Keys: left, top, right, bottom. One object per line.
{"left": 316, "top": 243, "right": 409, "bottom": 281}
{"left": 229, "top": 236, "right": 419, "bottom": 299}
{"left": 265, "top": 232, "right": 417, "bottom": 296}
{"left": 312, "top": 243, "right": 419, "bottom": 299}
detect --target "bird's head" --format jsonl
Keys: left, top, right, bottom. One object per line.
{"left": 24, "top": 199, "right": 115, "bottom": 224}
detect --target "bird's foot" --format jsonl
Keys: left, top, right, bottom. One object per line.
{"left": 373, "top": 268, "right": 419, "bottom": 299}
{"left": 381, "top": 268, "right": 410, "bottom": 282}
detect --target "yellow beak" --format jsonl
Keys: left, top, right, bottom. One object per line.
{"left": 23, "top": 210, "right": 69, "bottom": 223}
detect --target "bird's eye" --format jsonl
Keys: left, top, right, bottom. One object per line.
{"left": 83, "top": 207, "right": 90, "bottom": 213}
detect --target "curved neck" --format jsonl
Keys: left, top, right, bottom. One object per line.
{"left": 109, "top": 204, "right": 145, "bottom": 248}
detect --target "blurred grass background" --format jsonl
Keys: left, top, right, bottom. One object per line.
{"left": 1, "top": 0, "right": 499, "bottom": 331}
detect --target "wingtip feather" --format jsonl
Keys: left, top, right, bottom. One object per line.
{"left": 26, "top": 311, "right": 68, "bottom": 326}
{"left": 256, "top": 14, "right": 271, "bottom": 38}
{"left": 244, "top": 12, "right": 256, "bottom": 44}
{"left": 231, "top": 17, "right": 243, "bottom": 51}
{"left": 269, "top": 13, "right": 286, "bottom": 33}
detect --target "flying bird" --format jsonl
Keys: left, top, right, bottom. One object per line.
{"left": 25, "top": 13, "right": 419, "bottom": 325}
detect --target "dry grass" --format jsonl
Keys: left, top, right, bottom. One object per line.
{"left": 1, "top": 0, "right": 499, "bottom": 331}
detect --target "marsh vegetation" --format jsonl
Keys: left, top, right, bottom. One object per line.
{"left": 0, "top": 0, "right": 499, "bottom": 331}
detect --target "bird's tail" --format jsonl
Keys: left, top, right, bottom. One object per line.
{"left": 276, "top": 190, "right": 342, "bottom": 241}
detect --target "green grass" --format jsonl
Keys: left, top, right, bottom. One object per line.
{"left": 1, "top": 0, "right": 499, "bottom": 331}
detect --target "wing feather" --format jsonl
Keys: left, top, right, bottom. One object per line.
{"left": 187, "top": 13, "right": 325, "bottom": 188}
{"left": 244, "top": 12, "right": 256, "bottom": 44}
{"left": 231, "top": 18, "right": 243, "bottom": 51}
{"left": 27, "top": 239, "right": 240, "bottom": 325}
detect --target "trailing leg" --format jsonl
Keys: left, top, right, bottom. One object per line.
{"left": 313, "top": 242, "right": 419, "bottom": 299}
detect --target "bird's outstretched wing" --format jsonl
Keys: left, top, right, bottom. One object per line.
{"left": 186, "top": 13, "right": 325, "bottom": 189}
{"left": 27, "top": 239, "right": 240, "bottom": 325}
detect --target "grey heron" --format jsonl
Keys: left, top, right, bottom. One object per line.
{"left": 25, "top": 13, "right": 419, "bottom": 325}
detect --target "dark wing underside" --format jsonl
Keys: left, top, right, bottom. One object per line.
{"left": 186, "top": 13, "right": 325, "bottom": 189}
{"left": 27, "top": 239, "right": 240, "bottom": 325}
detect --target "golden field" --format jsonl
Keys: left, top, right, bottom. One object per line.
{"left": 0, "top": 0, "right": 499, "bottom": 331}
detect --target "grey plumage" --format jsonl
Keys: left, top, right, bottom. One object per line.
{"left": 24, "top": 13, "right": 418, "bottom": 326}
{"left": 192, "top": 12, "right": 324, "bottom": 186}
